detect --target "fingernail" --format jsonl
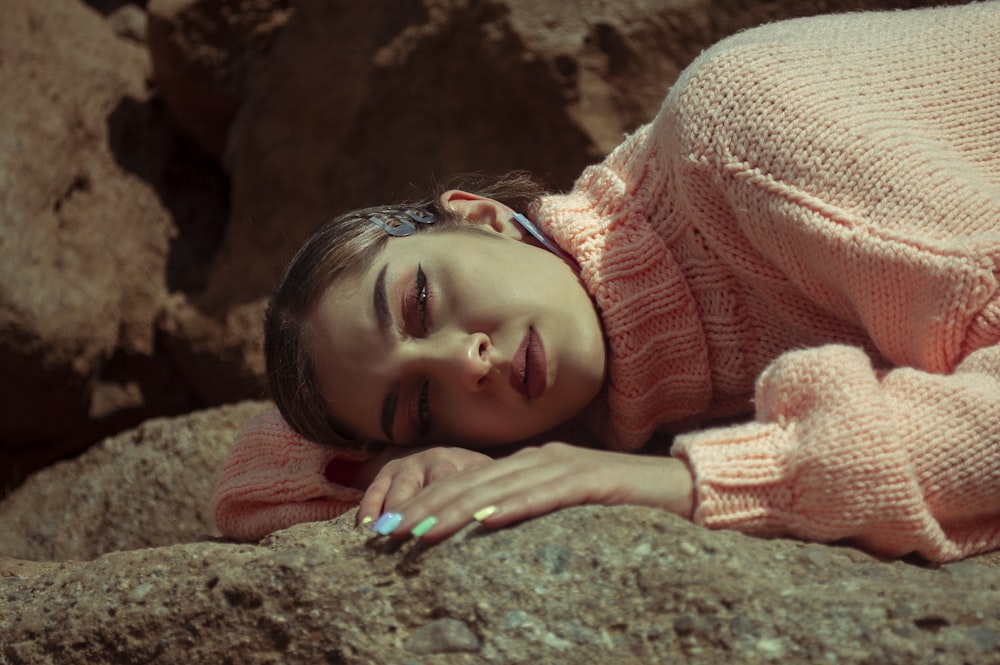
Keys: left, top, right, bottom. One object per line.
{"left": 473, "top": 505, "right": 498, "bottom": 522}
{"left": 371, "top": 511, "right": 403, "bottom": 535}
{"left": 410, "top": 516, "right": 438, "bottom": 538}
{"left": 359, "top": 516, "right": 374, "bottom": 528}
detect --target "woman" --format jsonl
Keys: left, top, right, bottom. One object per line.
{"left": 214, "top": 2, "right": 1000, "bottom": 561}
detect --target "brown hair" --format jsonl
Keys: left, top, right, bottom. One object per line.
{"left": 264, "top": 171, "right": 547, "bottom": 447}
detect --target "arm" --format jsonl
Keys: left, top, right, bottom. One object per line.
{"left": 212, "top": 406, "right": 497, "bottom": 540}
{"left": 672, "top": 344, "right": 1000, "bottom": 562}
{"left": 663, "top": 4, "right": 1000, "bottom": 561}
{"left": 672, "top": 1, "right": 1000, "bottom": 375}
{"left": 212, "top": 406, "right": 366, "bottom": 541}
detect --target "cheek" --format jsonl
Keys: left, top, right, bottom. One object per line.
{"left": 437, "top": 394, "right": 525, "bottom": 445}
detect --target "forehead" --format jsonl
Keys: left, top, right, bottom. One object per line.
{"left": 307, "top": 253, "right": 380, "bottom": 364}
{"left": 306, "top": 265, "right": 382, "bottom": 436}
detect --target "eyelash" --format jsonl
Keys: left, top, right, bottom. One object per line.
{"left": 413, "top": 265, "right": 431, "bottom": 333}
{"left": 414, "top": 379, "right": 431, "bottom": 437}
{"left": 408, "top": 265, "right": 432, "bottom": 437}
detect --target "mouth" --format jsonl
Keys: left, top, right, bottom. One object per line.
{"left": 510, "top": 327, "right": 547, "bottom": 400}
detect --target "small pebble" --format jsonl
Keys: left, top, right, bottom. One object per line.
{"left": 404, "top": 618, "right": 480, "bottom": 655}
{"left": 542, "top": 631, "right": 572, "bottom": 650}
{"left": 127, "top": 583, "right": 154, "bottom": 603}
{"left": 504, "top": 609, "right": 527, "bottom": 629}
{"left": 756, "top": 636, "right": 785, "bottom": 657}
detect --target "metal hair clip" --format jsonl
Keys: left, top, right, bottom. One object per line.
{"left": 364, "top": 207, "right": 436, "bottom": 237}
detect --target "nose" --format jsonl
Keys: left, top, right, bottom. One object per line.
{"left": 410, "top": 331, "right": 493, "bottom": 392}
{"left": 452, "top": 331, "right": 493, "bottom": 392}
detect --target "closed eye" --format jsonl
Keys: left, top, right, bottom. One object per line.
{"left": 401, "top": 264, "right": 434, "bottom": 441}
{"left": 403, "top": 264, "right": 432, "bottom": 334}
{"left": 408, "top": 378, "right": 432, "bottom": 438}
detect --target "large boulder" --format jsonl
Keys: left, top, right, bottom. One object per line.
{"left": 0, "top": 0, "right": 228, "bottom": 491}
{"left": 1, "top": 398, "right": 997, "bottom": 663}
{"left": 0, "top": 400, "right": 268, "bottom": 561}
{"left": 2, "top": 504, "right": 1000, "bottom": 663}
{"left": 146, "top": 0, "right": 292, "bottom": 161}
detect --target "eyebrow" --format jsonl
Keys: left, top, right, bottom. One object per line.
{"left": 374, "top": 264, "right": 397, "bottom": 442}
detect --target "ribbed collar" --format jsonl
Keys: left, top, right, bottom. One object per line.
{"left": 537, "top": 160, "right": 712, "bottom": 450}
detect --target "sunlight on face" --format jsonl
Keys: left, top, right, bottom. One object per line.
{"left": 307, "top": 226, "right": 607, "bottom": 448}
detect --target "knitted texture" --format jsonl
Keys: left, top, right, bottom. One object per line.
{"left": 212, "top": 407, "right": 365, "bottom": 541}
{"left": 672, "top": 344, "right": 1000, "bottom": 560}
{"left": 539, "top": 1, "right": 1000, "bottom": 560}
{"left": 213, "top": 3, "right": 1000, "bottom": 558}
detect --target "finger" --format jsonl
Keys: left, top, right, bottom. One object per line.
{"left": 395, "top": 448, "right": 545, "bottom": 516}
{"left": 396, "top": 454, "right": 596, "bottom": 541}
{"left": 451, "top": 465, "right": 604, "bottom": 535}
{"left": 360, "top": 449, "right": 491, "bottom": 530}
{"left": 358, "top": 461, "right": 429, "bottom": 525}
{"left": 380, "top": 456, "right": 535, "bottom": 539}
{"left": 473, "top": 477, "right": 597, "bottom": 529}
{"left": 382, "top": 470, "right": 426, "bottom": 513}
{"left": 357, "top": 473, "right": 394, "bottom": 526}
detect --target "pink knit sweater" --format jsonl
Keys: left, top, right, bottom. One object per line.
{"left": 213, "top": 3, "right": 1000, "bottom": 561}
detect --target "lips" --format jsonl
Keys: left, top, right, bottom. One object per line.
{"left": 510, "top": 327, "right": 547, "bottom": 400}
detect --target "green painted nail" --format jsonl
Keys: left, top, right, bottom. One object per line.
{"left": 410, "top": 516, "right": 438, "bottom": 538}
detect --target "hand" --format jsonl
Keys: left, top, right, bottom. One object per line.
{"left": 357, "top": 446, "right": 494, "bottom": 526}
{"left": 373, "top": 442, "right": 694, "bottom": 542}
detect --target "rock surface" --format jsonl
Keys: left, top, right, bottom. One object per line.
{"left": 3, "top": 506, "right": 1000, "bottom": 664}
{"left": 2, "top": 402, "right": 1000, "bottom": 663}
{"left": 0, "top": 401, "right": 268, "bottom": 562}
{"left": 146, "top": 0, "right": 292, "bottom": 161}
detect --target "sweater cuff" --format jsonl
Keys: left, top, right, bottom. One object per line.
{"left": 671, "top": 421, "right": 797, "bottom": 535}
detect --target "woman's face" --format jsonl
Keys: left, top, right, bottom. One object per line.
{"left": 307, "top": 223, "right": 607, "bottom": 448}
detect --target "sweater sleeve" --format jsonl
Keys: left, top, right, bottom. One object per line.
{"left": 671, "top": 344, "right": 1000, "bottom": 562}
{"left": 212, "top": 406, "right": 366, "bottom": 541}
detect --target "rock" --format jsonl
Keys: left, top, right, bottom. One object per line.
{"left": 0, "top": 0, "right": 228, "bottom": 492}
{"left": 404, "top": 617, "right": 481, "bottom": 655}
{"left": 157, "top": 294, "right": 267, "bottom": 406}
{"left": 3, "top": 505, "right": 1000, "bottom": 663}
{"left": 2, "top": 402, "right": 999, "bottom": 662}
{"left": 146, "top": 0, "right": 292, "bottom": 161}
{"left": 107, "top": 3, "right": 149, "bottom": 42}
{"left": 0, "top": 400, "right": 269, "bottom": 561}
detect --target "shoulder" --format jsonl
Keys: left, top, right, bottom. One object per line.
{"left": 661, "top": 2, "right": 1000, "bottom": 143}
{"left": 656, "top": 4, "right": 996, "bottom": 168}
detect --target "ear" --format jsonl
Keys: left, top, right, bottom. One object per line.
{"left": 438, "top": 189, "right": 528, "bottom": 241}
